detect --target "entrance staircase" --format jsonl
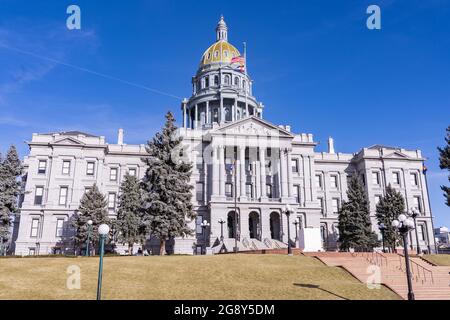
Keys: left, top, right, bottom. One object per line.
{"left": 304, "top": 252, "right": 450, "bottom": 300}
{"left": 211, "top": 237, "right": 288, "bottom": 253}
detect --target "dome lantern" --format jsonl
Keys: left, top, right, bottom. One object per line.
{"left": 216, "top": 15, "right": 228, "bottom": 42}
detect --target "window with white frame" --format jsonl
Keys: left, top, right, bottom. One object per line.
{"left": 110, "top": 168, "right": 118, "bottom": 181}
{"left": 418, "top": 224, "right": 426, "bottom": 241}
{"left": 294, "top": 185, "right": 301, "bottom": 203}
{"left": 225, "top": 183, "right": 233, "bottom": 198}
{"left": 55, "top": 219, "right": 64, "bottom": 237}
{"left": 315, "top": 174, "right": 323, "bottom": 189}
{"left": 291, "top": 159, "right": 299, "bottom": 173}
{"left": 59, "top": 187, "right": 68, "bottom": 205}
{"left": 410, "top": 172, "right": 419, "bottom": 187}
{"left": 86, "top": 161, "right": 95, "bottom": 176}
{"left": 318, "top": 197, "right": 324, "bottom": 215}
{"left": 34, "top": 186, "right": 44, "bottom": 205}
{"left": 266, "top": 184, "right": 273, "bottom": 198}
{"left": 246, "top": 183, "right": 253, "bottom": 198}
{"left": 108, "top": 193, "right": 116, "bottom": 209}
{"left": 392, "top": 171, "right": 401, "bottom": 185}
{"left": 62, "top": 160, "right": 71, "bottom": 175}
{"left": 413, "top": 196, "right": 422, "bottom": 213}
{"left": 330, "top": 174, "right": 339, "bottom": 189}
{"left": 372, "top": 171, "right": 380, "bottom": 186}
{"left": 196, "top": 215, "right": 203, "bottom": 234}
{"left": 196, "top": 182, "right": 204, "bottom": 201}
{"left": 30, "top": 218, "right": 40, "bottom": 237}
{"left": 38, "top": 160, "right": 47, "bottom": 174}
{"left": 332, "top": 198, "right": 340, "bottom": 214}
{"left": 128, "top": 168, "right": 137, "bottom": 177}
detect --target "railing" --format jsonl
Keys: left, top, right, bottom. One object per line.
{"left": 242, "top": 238, "right": 250, "bottom": 249}
{"left": 397, "top": 254, "right": 434, "bottom": 285}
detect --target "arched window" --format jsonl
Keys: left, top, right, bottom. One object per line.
{"left": 214, "top": 75, "right": 219, "bottom": 86}
{"left": 224, "top": 75, "right": 230, "bottom": 85}
{"left": 234, "top": 77, "right": 239, "bottom": 86}
{"left": 205, "top": 77, "right": 209, "bottom": 88}
{"left": 242, "top": 80, "right": 246, "bottom": 91}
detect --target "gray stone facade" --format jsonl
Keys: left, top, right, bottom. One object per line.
{"left": 12, "top": 17, "right": 436, "bottom": 255}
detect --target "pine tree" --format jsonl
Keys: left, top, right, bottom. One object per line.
{"left": 0, "top": 146, "right": 23, "bottom": 254}
{"left": 438, "top": 125, "right": 450, "bottom": 206}
{"left": 376, "top": 184, "right": 405, "bottom": 252}
{"left": 337, "top": 175, "right": 379, "bottom": 252}
{"left": 72, "top": 184, "right": 110, "bottom": 250}
{"left": 141, "top": 111, "right": 195, "bottom": 255}
{"left": 116, "top": 173, "right": 145, "bottom": 255}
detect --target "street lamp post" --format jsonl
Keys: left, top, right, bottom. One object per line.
{"left": 85, "top": 220, "right": 93, "bottom": 257}
{"left": 379, "top": 223, "right": 386, "bottom": 253}
{"left": 408, "top": 208, "right": 421, "bottom": 255}
{"left": 392, "top": 214, "right": 416, "bottom": 301}
{"left": 218, "top": 219, "right": 225, "bottom": 243}
{"left": 96, "top": 223, "right": 110, "bottom": 300}
{"left": 200, "top": 220, "right": 210, "bottom": 255}
{"left": 293, "top": 220, "right": 299, "bottom": 249}
{"left": 284, "top": 204, "right": 292, "bottom": 256}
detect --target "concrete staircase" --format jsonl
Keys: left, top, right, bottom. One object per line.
{"left": 304, "top": 252, "right": 450, "bottom": 300}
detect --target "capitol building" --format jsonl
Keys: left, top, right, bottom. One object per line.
{"left": 12, "top": 17, "right": 435, "bottom": 255}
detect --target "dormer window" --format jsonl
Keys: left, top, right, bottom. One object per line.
{"left": 214, "top": 75, "right": 219, "bottom": 86}
{"left": 223, "top": 50, "right": 228, "bottom": 58}
{"left": 214, "top": 50, "right": 219, "bottom": 58}
{"left": 234, "top": 77, "right": 239, "bottom": 86}
{"left": 224, "top": 74, "right": 230, "bottom": 85}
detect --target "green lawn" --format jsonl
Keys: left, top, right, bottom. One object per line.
{"left": 422, "top": 254, "right": 450, "bottom": 266}
{"left": 0, "top": 254, "right": 399, "bottom": 300}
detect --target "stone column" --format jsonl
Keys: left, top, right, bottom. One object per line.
{"left": 286, "top": 149, "right": 293, "bottom": 198}
{"left": 206, "top": 100, "right": 210, "bottom": 125}
{"left": 234, "top": 99, "right": 238, "bottom": 122}
{"left": 255, "top": 158, "right": 261, "bottom": 199}
{"left": 212, "top": 145, "right": 219, "bottom": 197}
{"left": 194, "top": 104, "right": 198, "bottom": 129}
{"left": 183, "top": 103, "right": 187, "bottom": 128}
{"left": 240, "top": 146, "right": 247, "bottom": 200}
{"left": 280, "top": 148, "right": 288, "bottom": 199}
{"left": 259, "top": 147, "right": 267, "bottom": 201}
{"left": 219, "top": 145, "right": 225, "bottom": 197}
{"left": 220, "top": 97, "right": 224, "bottom": 124}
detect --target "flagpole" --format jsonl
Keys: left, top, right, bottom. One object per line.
{"left": 243, "top": 41, "right": 247, "bottom": 75}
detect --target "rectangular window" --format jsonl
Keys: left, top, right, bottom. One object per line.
{"left": 315, "top": 174, "right": 323, "bottom": 189}
{"left": 110, "top": 168, "right": 118, "bottom": 181}
{"left": 196, "top": 182, "right": 204, "bottom": 201}
{"left": 86, "top": 161, "right": 95, "bottom": 176}
{"left": 34, "top": 186, "right": 44, "bottom": 205}
{"left": 332, "top": 198, "right": 340, "bottom": 214}
{"left": 318, "top": 197, "right": 324, "bottom": 215}
{"left": 30, "top": 218, "right": 40, "bottom": 237}
{"left": 413, "top": 196, "right": 422, "bottom": 213}
{"left": 393, "top": 172, "right": 401, "bottom": 185}
{"left": 246, "top": 183, "right": 253, "bottom": 198}
{"left": 418, "top": 225, "right": 426, "bottom": 241}
{"left": 58, "top": 187, "right": 68, "bottom": 206}
{"left": 38, "top": 160, "right": 47, "bottom": 174}
{"left": 330, "top": 174, "right": 338, "bottom": 189}
{"left": 372, "top": 172, "right": 380, "bottom": 185}
{"left": 62, "top": 161, "right": 71, "bottom": 175}
{"left": 266, "top": 184, "right": 273, "bottom": 198}
{"left": 196, "top": 215, "right": 203, "bottom": 234}
{"left": 225, "top": 183, "right": 233, "bottom": 198}
{"left": 291, "top": 159, "right": 299, "bottom": 173}
{"left": 128, "top": 168, "right": 137, "bottom": 177}
{"left": 55, "top": 219, "right": 64, "bottom": 237}
{"left": 361, "top": 173, "right": 366, "bottom": 186}
{"left": 410, "top": 172, "right": 419, "bottom": 187}
{"left": 294, "top": 185, "right": 301, "bottom": 203}
{"left": 108, "top": 193, "right": 116, "bottom": 209}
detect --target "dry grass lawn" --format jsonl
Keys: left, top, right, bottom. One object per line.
{"left": 422, "top": 254, "right": 450, "bottom": 266}
{"left": 0, "top": 254, "right": 400, "bottom": 300}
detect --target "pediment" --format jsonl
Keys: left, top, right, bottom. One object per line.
{"left": 213, "top": 116, "right": 294, "bottom": 138}
{"left": 52, "top": 137, "right": 85, "bottom": 146}
{"left": 384, "top": 151, "right": 409, "bottom": 159}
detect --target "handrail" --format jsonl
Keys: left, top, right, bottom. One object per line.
{"left": 397, "top": 254, "right": 434, "bottom": 284}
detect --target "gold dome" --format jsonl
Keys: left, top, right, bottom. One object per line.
{"left": 200, "top": 40, "right": 241, "bottom": 67}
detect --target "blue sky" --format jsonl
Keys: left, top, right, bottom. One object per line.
{"left": 0, "top": 0, "right": 449, "bottom": 225}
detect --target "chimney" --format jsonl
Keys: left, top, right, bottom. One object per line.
{"left": 117, "top": 128, "right": 124, "bottom": 145}
{"left": 328, "top": 136, "right": 335, "bottom": 154}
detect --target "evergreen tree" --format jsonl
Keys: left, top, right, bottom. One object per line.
{"left": 116, "top": 173, "right": 145, "bottom": 255}
{"left": 376, "top": 184, "right": 405, "bottom": 252}
{"left": 337, "top": 175, "right": 379, "bottom": 252}
{"left": 438, "top": 125, "right": 450, "bottom": 206}
{"left": 72, "top": 184, "right": 110, "bottom": 250}
{"left": 141, "top": 111, "right": 195, "bottom": 255}
{"left": 0, "top": 146, "right": 23, "bottom": 254}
